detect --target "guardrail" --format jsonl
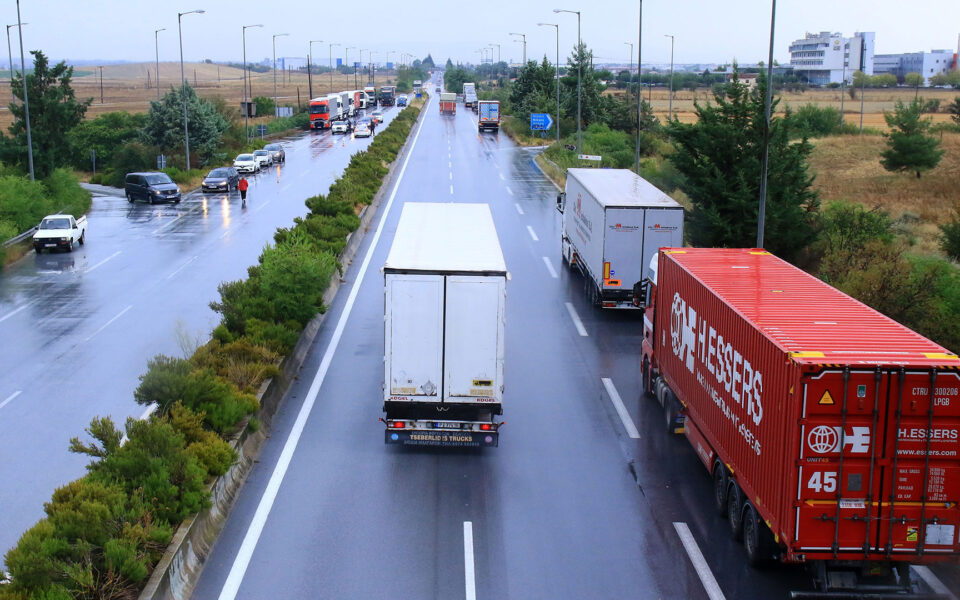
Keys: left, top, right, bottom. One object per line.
{"left": 2, "top": 226, "right": 37, "bottom": 248}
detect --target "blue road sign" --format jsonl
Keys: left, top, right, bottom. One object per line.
{"left": 530, "top": 113, "right": 554, "bottom": 131}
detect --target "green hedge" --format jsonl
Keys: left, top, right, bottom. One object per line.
{"left": 0, "top": 101, "right": 424, "bottom": 598}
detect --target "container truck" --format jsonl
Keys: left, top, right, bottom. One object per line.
{"left": 352, "top": 90, "right": 367, "bottom": 110}
{"left": 379, "top": 85, "right": 396, "bottom": 106}
{"left": 308, "top": 96, "right": 332, "bottom": 129}
{"left": 339, "top": 91, "right": 354, "bottom": 117}
{"left": 477, "top": 100, "right": 500, "bottom": 132}
{"left": 462, "top": 82, "right": 477, "bottom": 108}
{"left": 556, "top": 168, "right": 683, "bottom": 309}
{"left": 439, "top": 92, "right": 457, "bottom": 115}
{"left": 640, "top": 247, "right": 960, "bottom": 597}
{"left": 381, "top": 202, "right": 507, "bottom": 448}
{"left": 364, "top": 86, "right": 377, "bottom": 107}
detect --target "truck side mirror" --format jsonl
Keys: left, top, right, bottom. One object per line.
{"left": 632, "top": 280, "right": 649, "bottom": 308}
{"left": 556, "top": 192, "right": 566, "bottom": 214}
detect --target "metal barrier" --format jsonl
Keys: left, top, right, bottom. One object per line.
{"left": 2, "top": 226, "right": 37, "bottom": 248}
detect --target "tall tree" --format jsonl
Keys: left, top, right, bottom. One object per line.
{"left": 880, "top": 98, "right": 944, "bottom": 178}
{"left": 948, "top": 97, "right": 960, "bottom": 125}
{"left": 2, "top": 50, "right": 91, "bottom": 178}
{"left": 141, "top": 83, "right": 228, "bottom": 168}
{"left": 666, "top": 73, "right": 820, "bottom": 261}
{"left": 560, "top": 42, "right": 603, "bottom": 128}
{"left": 904, "top": 72, "right": 923, "bottom": 98}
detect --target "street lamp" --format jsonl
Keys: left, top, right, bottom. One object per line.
{"left": 757, "top": 0, "right": 777, "bottom": 248}
{"left": 635, "top": 0, "right": 643, "bottom": 172}
{"left": 664, "top": 34, "right": 674, "bottom": 121}
{"left": 178, "top": 8, "right": 204, "bottom": 170}
{"left": 154, "top": 28, "right": 165, "bottom": 99}
{"left": 329, "top": 42, "right": 340, "bottom": 92}
{"left": 273, "top": 33, "right": 289, "bottom": 118}
{"left": 554, "top": 9, "right": 581, "bottom": 152}
{"left": 308, "top": 39, "right": 322, "bottom": 99}
{"left": 490, "top": 43, "right": 501, "bottom": 65}
{"left": 624, "top": 41, "right": 633, "bottom": 89}
{"left": 14, "top": 0, "right": 32, "bottom": 180}
{"left": 509, "top": 32, "right": 526, "bottom": 65}
{"left": 538, "top": 22, "right": 560, "bottom": 144}
{"left": 6, "top": 22, "right": 26, "bottom": 89}
{"left": 242, "top": 25, "right": 262, "bottom": 143}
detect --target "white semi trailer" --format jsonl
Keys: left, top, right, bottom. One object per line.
{"left": 382, "top": 203, "right": 507, "bottom": 447}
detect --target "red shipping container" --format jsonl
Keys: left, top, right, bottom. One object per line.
{"left": 649, "top": 248, "right": 960, "bottom": 563}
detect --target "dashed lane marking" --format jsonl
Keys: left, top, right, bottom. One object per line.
{"left": 601, "top": 377, "right": 641, "bottom": 439}
{"left": 526, "top": 225, "right": 539, "bottom": 242}
{"left": 541, "top": 256, "right": 558, "bottom": 279}
{"left": 565, "top": 302, "right": 588, "bottom": 337}
{"left": 0, "top": 390, "right": 22, "bottom": 411}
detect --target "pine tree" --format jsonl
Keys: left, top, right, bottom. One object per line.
{"left": 880, "top": 99, "right": 944, "bottom": 178}
{"left": 666, "top": 73, "right": 820, "bottom": 261}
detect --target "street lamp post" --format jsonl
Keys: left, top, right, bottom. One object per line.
{"left": 243, "top": 25, "right": 262, "bottom": 144}
{"left": 6, "top": 22, "right": 26, "bottom": 90}
{"left": 329, "top": 42, "right": 340, "bottom": 92}
{"left": 509, "top": 32, "right": 526, "bottom": 64}
{"left": 98, "top": 66, "right": 104, "bottom": 103}
{"left": 554, "top": 9, "right": 581, "bottom": 152}
{"left": 273, "top": 33, "right": 289, "bottom": 118}
{"left": 664, "top": 34, "right": 674, "bottom": 121}
{"left": 538, "top": 22, "right": 560, "bottom": 144}
{"left": 490, "top": 43, "right": 501, "bottom": 65}
{"left": 635, "top": 0, "right": 643, "bottom": 172}
{"left": 756, "top": 0, "right": 776, "bottom": 248}
{"left": 178, "top": 9, "right": 204, "bottom": 170}
{"left": 624, "top": 41, "right": 633, "bottom": 94}
{"left": 14, "top": 0, "right": 32, "bottom": 180}
{"left": 154, "top": 28, "right": 165, "bottom": 99}
{"left": 308, "top": 39, "right": 322, "bottom": 98}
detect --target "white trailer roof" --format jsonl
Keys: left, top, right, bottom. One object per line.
{"left": 385, "top": 203, "right": 507, "bottom": 274}
{"left": 568, "top": 168, "right": 680, "bottom": 209}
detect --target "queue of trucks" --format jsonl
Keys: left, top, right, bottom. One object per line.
{"left": 308, "top": 86, "right": 402, "bottom": 130}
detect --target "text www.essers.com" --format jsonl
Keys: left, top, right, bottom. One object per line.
{"left": 897, "top": 448, "right": 958, "bottom": 457}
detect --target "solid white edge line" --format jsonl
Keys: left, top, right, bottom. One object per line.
{"left": 84, "top": 250, "right": 122, "bottom": 274}
{"left": 541, "top": 256, "right": 558, "bottom": 279}
{"left": 514, "top": 203, "right": 524, "bottom": 215}
{"left": 464, "top": 521, "right": 477, "bottom": 600}
{"left": 0, "top": 300, "right": 37, "bottom": 324}
{"left": 912, "top": 565, "right": 958, "bottom": 600}
{"left": 166, "top": 255, "right": 199, "bottom": 280}
{"left": 0, "top": 390, "right": 22, "bottom": 411}
{"left": 526, "top": 225, "right": 539, "bottom": 242}
{"left": 84, "top": 305, "right": 133, "bottom": 343}
{"left": 673, "top": 522, "right": 726, "bottom": 600}
{"left": 564, "top": 302, "right": 588, "bottom": 337}
{"left": 217, "top": 95, "right": 431, "bottom": 600}
{"left": 601, "top": 377, "right": 640, "bottom": 439}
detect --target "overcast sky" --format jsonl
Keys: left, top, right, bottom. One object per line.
{"left": 5, "top": 0, "right": 959, "bottom": 68}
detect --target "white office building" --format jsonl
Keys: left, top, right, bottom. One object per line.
{"left": 788, "top": 31, "right": 875, "bottom": 85}
{"left": 873, "top": 50, "right": 956, "bottom": 85}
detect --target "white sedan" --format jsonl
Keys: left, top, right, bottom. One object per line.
{"left": 253, "top": 149, "right": 272, "bottom": 169}
{"left": 234, "top": 153, "right": 259, "bottom": 174}
{"left": 331, "top": 120, "right": 351, "bottom": 134}
{"left": 354, "top": 122, "right": 372, "bottom": 138}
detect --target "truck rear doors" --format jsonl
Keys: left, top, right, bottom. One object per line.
{"left": 385, "top": 275, "right": 444, "bottom": 399}
{"left": 443, "top": 276, "right": 505, "bottom": 404}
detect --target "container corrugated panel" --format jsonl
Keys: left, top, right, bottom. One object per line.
{"left": 654, "top": 248, "right": 960, "bottom": 562}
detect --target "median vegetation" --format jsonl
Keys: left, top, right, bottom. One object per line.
{"left": 0, "top": 101, "right": 424, "bottom": 597}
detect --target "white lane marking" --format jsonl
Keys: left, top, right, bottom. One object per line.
{"left": 499, "top": 173, "right": 505, "bottom": 180}
{"left": 526, "top": 225, "right": 539, "bottom": 242}
{"left": 464, "top": 521, "right": 477, "bottom": 600}
{"left": 505, "top": 186, "right": 513, "bottom": 196}
{"left": 450, "top": 185, "right": 454, "bottom": 195}
{"left": 280, "top": 183, "right": 292, "bottom": 192}
{"left": 913, "top": 566, "right": 958, "bottom": 600}
{"left": 152, "top": 214, "right": 184, "bottom": 235}
{"left": 84, "top": 305, "right": 133, "bottom": 343}
{"left": 541, "top": 256, "right": 558, "bottom": 279}
{"left": 218, "top": 93, "right": 432, "bottom": 600}
{"left": 0, "top": 390, "right": 22, "bottom": 411}
{"left": 84, "top": 250, "right": 122, "bottom": 274}
{"left": 449, "top": 172, "right": 453, "bottom": 180}
{"left": 120, "top": 402, "right": 158, "bottom": 445}
{"left": 673, "top": 522, "right": 726, "bottom": 600}
{"left": 601, "top": 377, "right": 641, "bottom": 439}
{"left": 220, "top": 230, "right": 230, "bottom": 239}
{"left": 0, "top": 300, "right": 37, "bottom": 324}
{"left": 253, "top": 199, "right": 273, "bottom": 213}
{"left": 448, "top": 152, "right": 451, "bottom": 159}
{"left": 448, "top": 161, "right": 452, "bottom": 168}
{"left": 514, "top": 203, "right": 524, "bottom": 215}
{"left": 166, "top": 255, "right": 199, "bottom": 280}
{"left": 565, "top": 302, "right": 588, "bottom": 337}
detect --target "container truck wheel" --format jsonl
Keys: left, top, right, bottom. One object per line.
{"left": 742, "top": 503, "right": 776, "bottom": 566}
{"left": 727, "top": 482, "right": 744, "bottom": 541}
{"left": 664, "top": 391, "right": 680, "bottom": 434}
{"left": 713, "top": 461, "right": 729, "bottom": 516}
{"left": 641, "top": 358, "right": 654, "bottom": 398}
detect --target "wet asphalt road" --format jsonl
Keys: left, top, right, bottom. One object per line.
{"left": 0, "top": 106, "right": 403, "bottom": 563}
{"left": 186, "top": 76, "right": 947, "bottom": 600}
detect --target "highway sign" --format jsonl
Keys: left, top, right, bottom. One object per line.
{"left": 578, "top": 154, "right": 602, "bottom": 162}
{"left": 156, "top": 154, "right": 166, "bottom": 169}
{"left": 530, "top": 113, "right": 554, "bottom": 131}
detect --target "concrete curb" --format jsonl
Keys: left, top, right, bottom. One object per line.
{"left": 136, "top": 103, "right": 426, "bottom": 600}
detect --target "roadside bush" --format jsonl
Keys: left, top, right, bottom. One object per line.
{"left": 167, "top": 403, "right": 236, "bottom": 477}
{"left": 67, "top": 111, "right": 147, "bottom": 170}
{"left": 786, "top": 104, "right": 843, "bottom": 138}
{"left": 0, "top": 175, "right": 54, "bottom": 231}
{"left": 191, "top": 337, "right": 280, "bottom": 393}
{"left": 162, "top": 166, "right": 206, "bottom": 185}
{"left": 939, "top": 204, "right": 960, "bottom": 261}
{"left": 252, "top": 96, "right": 275, "bottom": 118}
{"left": 259, "top": 240, "right": 337, "bottom": 325}
{"left": 107, "top": 141, "right": 158, "bottom": 187}
{"left": 133, "top": 354, "right": 193, "bottom": 414}
{"left": 244, "top": 317, "right": 301, "bottom": 354}
{"left": 43, "top": 168, "right": 92, "bottom": 217}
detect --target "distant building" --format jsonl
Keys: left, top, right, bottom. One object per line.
{"left": 873, "top": 50, "right": 957, "bottom": 85}
{"left": 788, "top": 31, "right": 874, "bottom": 85}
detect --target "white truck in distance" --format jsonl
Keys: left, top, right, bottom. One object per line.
{"left": 33, "top": 214, "right": 87, "bottom": 253}
{"left": 557, "top": 168, "right": 683, "bottom": 309}
{"left": 382, "top": 202, "right": 507, "bottom": 448}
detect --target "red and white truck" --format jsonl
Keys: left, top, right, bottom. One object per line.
{"left": 439, "top": 92, "right": 457, "bottom": 115}
{"left": 308, "top": 96, "right": 333, "bottom": 129}
{"left": 477, "top": 100, "right": 500, "bottom": 132}
{"left": 640, "top": 247, "right": 960, "bottom": 595}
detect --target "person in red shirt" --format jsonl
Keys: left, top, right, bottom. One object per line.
{"left": 238, "top": 177, "right": 249, "bottom": 207}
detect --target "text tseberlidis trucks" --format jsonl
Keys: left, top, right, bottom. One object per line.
{"left": 640, "top": 247, "right": 960, "bottom": 596}
{"left": 557, "top": 168, "right": 683, "bottom": 309}
{"left": 382, "top": 203, "right": 507, "bottom": 447}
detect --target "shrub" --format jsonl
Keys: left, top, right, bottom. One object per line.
{"left": 191, "top": 337, "right": 280, "bottom": 393}
{"left": 787, "top": 104, "right": 843, "bottom": 138}
{"left": 939, "top": 204, "right": 960, "bottom": 261}
{"left": 133, "top": 354, "right": 193, "bottom": 414}
{"left": 245, "top": 318, "right": 301, "bottom": 354}
{"left": 258, "top": 240, "right": 337, "bottom": 325}
{"left": 252, "top": 96, "right": 275, "bottom": 117}
{"left": 167, "top": 403, "right": 236, "bottom": 477}
{"left": 107, "top": 141, "right": 158, "bottom": 187}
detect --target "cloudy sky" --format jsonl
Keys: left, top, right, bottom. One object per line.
{"left": 4, "top": 0, "right": 958, "bottom": 68}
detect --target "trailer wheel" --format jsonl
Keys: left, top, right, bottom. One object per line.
{"left": 712, "top": 461, "right": 728, "bottom": 517}
{"left": 654, "top": 378, "right": 666, "bottom": 407}
{"left": 727, "top": 481, "right": 744, "bottom": 541}
{"left": 641, "top": 358, "right": 654, "bottom": 398}
{"left": 664, "top": 391, "right": 680, "bottom": 434}
{"left": 743, "top": 503, "right": 776, "bottom": 566}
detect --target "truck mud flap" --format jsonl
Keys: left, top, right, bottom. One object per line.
{"left": 385, "top": 430, "right": 498, "bottom": 447}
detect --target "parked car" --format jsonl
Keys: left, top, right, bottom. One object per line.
{"left": 331, "top": 120, "right": 351, "bottom": 134}
{"left": 263, "top": 143, "right": 286, "bottom": 163}
{"left": 124, "top": 172, "right": 182, "bottom": 204}
{"left": 202, "top": 167, "right": 239, "bottom": 193}
{"left": 253, "top": 149, "right": 272, "bottom": 169}
{"left": 234, "top": 153, "right": 259, "bottom": 174}
{"left": 396, "top": 95, "right": 408, "bottom": 107}
{"left": 371, "top": 110, "right": 384, "bottom": 124}
{"left": 354, "top": 121, "right": 372, "bottom": 138}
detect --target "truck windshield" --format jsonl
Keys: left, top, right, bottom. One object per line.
{"left": 310, "top": 104, "right": 328, "bottom": 115}
{"left": 41, "top": 218, "right": 71, "bottom": 229}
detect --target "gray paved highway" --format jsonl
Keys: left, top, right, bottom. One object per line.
{"left": 0, "top": 106, "right": 403, "bottom": 562}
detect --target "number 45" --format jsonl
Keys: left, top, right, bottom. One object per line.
{"left": 808, "top": 471, "right": 838, "bottom": 493}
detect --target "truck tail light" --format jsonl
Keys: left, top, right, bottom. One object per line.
{"left": 390, "top": 421, "right": 405, "bottom": 429}
{"left": 603, "top": 301, "right": 615, "bottom": 307}
{"left": 479, "top": 423, "right": 495, "bottom": 431}
{"left": 603, "top": 261, "right": 611, "bottom": 279}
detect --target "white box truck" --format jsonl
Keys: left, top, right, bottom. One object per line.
{"left": 382, "top": 203, "right": 507, "bottom": 447}
{"left": 557, "top": 168, "right": 683, "bottom": 309}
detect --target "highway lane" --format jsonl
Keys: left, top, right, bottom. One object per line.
{"left": 0, "top": 106, "right": 403, "bottom": 562}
